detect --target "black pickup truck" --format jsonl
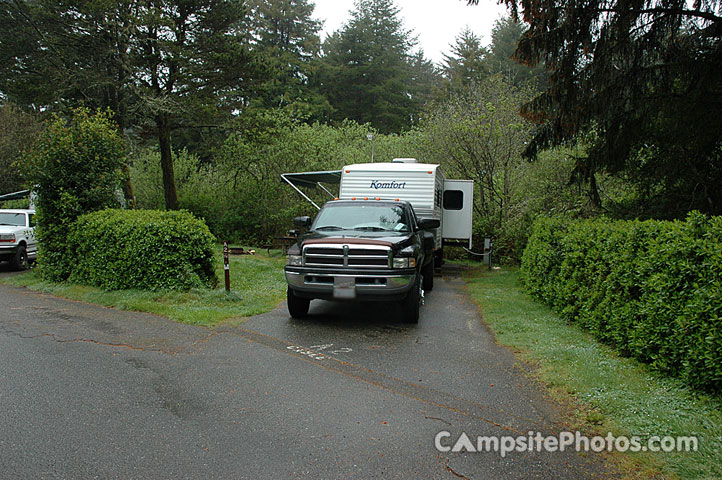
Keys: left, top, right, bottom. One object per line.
{"left": 284, "top": 199, "right": 439, "bottom": 323}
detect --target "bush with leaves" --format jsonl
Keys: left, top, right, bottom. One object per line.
{"left": 521, "top": 213, "right": 722, "bottom": 393}
{"left": 130, "top": 147, "right": 235, "bottom": 237}
{"left": 69, "top": 209, "right": 217, "bottom": 291}
{"left": 24, "top": 109, "right": 125, "bottom": 281}
{"left": 423, "top": 75, "right": 537, "bottom": 261}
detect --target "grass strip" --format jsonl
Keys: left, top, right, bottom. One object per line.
{"left": 2, "top": 247, "right": 288, "bottom": 327}
{"left": 464, "top": 266, "right": 722, "bottom": 480}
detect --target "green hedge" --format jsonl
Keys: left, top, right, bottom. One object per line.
{"left": 520, "top": 212, "right": 722, "bottom": 393}
{"left": 69, "top": 209, "right": 218, "bottom": 291}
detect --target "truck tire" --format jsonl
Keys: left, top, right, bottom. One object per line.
{"left": 402, "top": 276, "right": 420, "bottom": 324}
{"left": 287, "top": 287, "right": 310, "bottom": 319}
{"left": 434, "top": 248, "right": 443, "bottom": 273}
{"left": 10, "top": 245, "right": 28, "bottom": 271}
{"left": 422, "top": 258, "right": 434, "bottom": 292}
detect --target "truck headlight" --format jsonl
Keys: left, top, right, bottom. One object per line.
{"left": 0, "top": 233, "right": 15, "bottom": 243}
{"left": 392, "top": 257, "right": 416, "bottom": 269}
{"left": 286, "top": 255, "right": 303, "bottom": 266}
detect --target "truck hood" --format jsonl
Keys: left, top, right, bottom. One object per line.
{"left": 0, "top": 225, "right": 25, "bottom": 234}
{"left": 298, "top": 230, "right": 414, "bottom": 249}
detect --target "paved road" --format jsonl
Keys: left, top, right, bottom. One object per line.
{"left": 0, "top": 266, "right": 615, "bottom": 479}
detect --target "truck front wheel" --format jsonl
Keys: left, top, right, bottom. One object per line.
{"left": 402, "top": 276, "right": 420, "bottom": 324}
{"left": 287, "top": 287, "right": 310, "bottom": 319}
{"left": 10, "top": 245, "right": 28, "bottom": 271}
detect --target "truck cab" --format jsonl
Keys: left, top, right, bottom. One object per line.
{"left": 284, "top": 199, "right": 439, "bottom": 323}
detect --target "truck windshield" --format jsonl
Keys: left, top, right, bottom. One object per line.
{"left": 313, "top": 204, "right": 411, "bottom": 232}
{"left": 0, "top": 213, "right": 26, "bottom": 226}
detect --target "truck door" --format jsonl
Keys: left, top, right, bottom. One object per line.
{"left": 442, "top": 180, "right": 474, "bottom": 249}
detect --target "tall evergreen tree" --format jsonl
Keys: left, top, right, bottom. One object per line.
{"left": 247, "top": 0, "right": 329, "bottom": 119}
{"left": 468, "top": 0, "right": 722, "bottom": 217}
{"left": 408, "top": 50, "right": 442, "bottom": 120}
{"left": 441, "top": 28, "right": 488, "bottom": 92}
{"left": 484, "top": 17, "right": 546, "bottom": 89}
{"left": 317, "top": 0, "right": 422, "bottom": 133}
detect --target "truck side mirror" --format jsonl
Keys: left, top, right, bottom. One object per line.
{"left": 418, "top": 218, "right": 440, "bottom": 230}
{"left": 293, "top": 216, "right": 312, "bottom": 228}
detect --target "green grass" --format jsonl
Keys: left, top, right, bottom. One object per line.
{"left": 2, "top": 246, "right": 288, "bottom": 326}
{"left": 464, "top": 267, "right": 722, "bottom": 480}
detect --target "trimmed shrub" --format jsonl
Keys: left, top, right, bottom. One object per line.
{"left": 69, "top": 209, "right": 217, "bottom": 291}
{"left": 521, "top": 212, "right": 722, "bottom": 393}
{"left": 23, "top": 108, "right": 125, "bottom": 281}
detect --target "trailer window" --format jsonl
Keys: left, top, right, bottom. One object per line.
{"left": 443, "top": 190, "right": 464, "bottom": 210}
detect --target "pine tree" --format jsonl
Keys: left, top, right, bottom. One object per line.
{"left": 247, "top": 0, "right": 329, "bottom": 119}
{"left": 484, "top": 17, "right": 546, "bottom": 89}
{"left": 441, "top": 28, "right": 488, "bottom": 93}
{"left": 468, "top": 0, "right": 722, "bottom": 217}
{"left": 409, "top": 50, "right": 442, "bottom": 120}
{"left": 318, "top": 0, "right": 424, "bottom": 133}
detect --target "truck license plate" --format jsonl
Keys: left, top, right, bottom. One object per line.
{"left": 333, "top": 276, "right": 356, "bottom": 299}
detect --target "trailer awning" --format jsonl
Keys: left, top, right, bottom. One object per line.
{"left": 0, "top": 189, "right": 31, "bottom": 201}
{"left": 281, "top": 170, "right": 342, "bottom": 210}
{"left": 281, "top": 170, "right": 342, "bottom": 188}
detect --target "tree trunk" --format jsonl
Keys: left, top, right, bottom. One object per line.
{"left": 588, "top": 171, "right": 602, "bottom": 210}
{"left": 121, "top": 164, "right": 136, "bottom": 209}
{"left": 157, "top": 114, "right": 178, "bottom": 210}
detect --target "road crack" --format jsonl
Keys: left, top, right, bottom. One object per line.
{"left": 442, "top": 458, "right": 470, "bottom": 480}
{"left": 425, "top": 415, "right": 452, "bottom": 426}
{"left": 12, "top": 331, "right": 175, "bottom": 354}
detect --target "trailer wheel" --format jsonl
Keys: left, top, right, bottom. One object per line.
{"left": 287, "top": 287, "right": 310, "bottom": 319}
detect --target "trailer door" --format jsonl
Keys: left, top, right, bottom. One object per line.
{"left": 442, "top": 180, "right": 474, "bottom": 248}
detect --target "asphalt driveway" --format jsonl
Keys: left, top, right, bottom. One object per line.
{"left": 0, "top": 267, "right": 616, "bottom": 479}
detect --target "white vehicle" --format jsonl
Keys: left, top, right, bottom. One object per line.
{"left": 282, "top": 158, "right": 473, "bottom": 267}
{"left": 0, "top": 209, "right": 37, "bottom": 270}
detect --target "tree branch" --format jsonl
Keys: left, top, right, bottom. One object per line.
{"left": 595, "top": 7, "right": 721, "bottom": 24}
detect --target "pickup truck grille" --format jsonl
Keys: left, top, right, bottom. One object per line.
{"left": 303, "top": 244, "right": 391, "bottom": 268}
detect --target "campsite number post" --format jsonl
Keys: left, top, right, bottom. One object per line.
{"left": 223, "top": 240, "right": 231, "bottom": 292}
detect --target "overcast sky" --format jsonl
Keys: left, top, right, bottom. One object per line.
{"left": 311, "top": 0, "right": 509, "bottom": 65}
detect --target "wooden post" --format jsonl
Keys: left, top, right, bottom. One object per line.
{"left": 223, "top": 240, "right": 230, "bottom": 292}
{"left": 484, "top": 237, "right": 493, "bottom": 271}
